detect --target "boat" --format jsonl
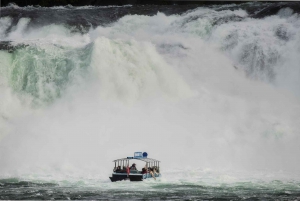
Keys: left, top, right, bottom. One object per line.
{"left": 109, "top": 152, "right": 161, "bottom": 182}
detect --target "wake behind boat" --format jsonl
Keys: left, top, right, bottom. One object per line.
{"left": 109, "top": 152, "right": 161, "bottom": 182}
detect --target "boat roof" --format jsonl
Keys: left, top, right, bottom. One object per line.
{"left": 113, "top": 157, "right": 160, "bottom": 163}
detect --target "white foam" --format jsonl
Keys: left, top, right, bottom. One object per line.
{"left": 0, "top": 17, "right": 12, "bottom": 39}
{"left": 7, "top": 18, "right": 31, "bottom": 41}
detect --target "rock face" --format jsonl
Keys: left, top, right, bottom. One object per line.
{"left": 250, "top": 2, "right": 300, "bottom": 18}
{"left": 1, "top": 0, "right": 242, "bottom": 7}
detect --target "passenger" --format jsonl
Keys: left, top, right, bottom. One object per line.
{"left": 130, "top": 163, "right": 137, "bottom": 170}
{"left": 121, "top": 166, "right": 127, "bottom": 173}
{"left": 115, "top": 166, "right": 122, "bottom": 172}
{"left": 141, "top": 167, "right": 147, "bottom": 174}
{"left": 153, "top": 167, "right": 159, "bottom": 175}
{"left": 148, "top": 167, "right": 156, "bottom": 180}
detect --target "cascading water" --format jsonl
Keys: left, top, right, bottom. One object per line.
{"left": 0, "top": 2, "right": 300, "bottom": 200}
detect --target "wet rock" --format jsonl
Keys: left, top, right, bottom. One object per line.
{"left": 250, "top": 2, "right": 300, "bottom": 18}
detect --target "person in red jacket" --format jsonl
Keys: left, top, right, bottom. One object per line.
{"left": 141, "top": 167, "right": 147, "bottom": 174}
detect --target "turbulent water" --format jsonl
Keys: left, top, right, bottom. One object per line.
{"left": 1, "top": 2, "right": 300, "bottom": 200}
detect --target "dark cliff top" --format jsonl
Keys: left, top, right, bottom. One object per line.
{"left": 1, "top": 0, "right": 267, "bottom": 7}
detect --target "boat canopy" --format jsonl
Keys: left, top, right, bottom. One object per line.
{"left": 112, "top": 152, "right": 160, "bottom": 168}
{"left": 113, "top": 157, "right": 160, "bottom": 163}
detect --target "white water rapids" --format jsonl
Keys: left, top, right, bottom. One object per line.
{"left": 0, "top": 5, "right": 300, "bottom": 183}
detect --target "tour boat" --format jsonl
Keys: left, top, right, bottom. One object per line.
{"left": 109, "top": 152, "right": 161, "bottom": 182}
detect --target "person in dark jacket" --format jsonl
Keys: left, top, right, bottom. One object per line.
{"left": 130, "top": 163, "right": 137, "bottom": 170}
{"left": 114, "top": 166, "right": 122, "bottom": 172}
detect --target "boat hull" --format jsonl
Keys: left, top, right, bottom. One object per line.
{"left": 109, "top": 173, "right": 129, "bottom": 182}
{"left": 129, "top": 173, "right": 161, "bottom": 181}
{"left": 109, "top": 173, "right": 161, "bottom": 182}
{"left": 129, "top": 174, "right": 143, "bottom": 181}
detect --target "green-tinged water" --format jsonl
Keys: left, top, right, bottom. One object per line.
{"left": 4, "top": 43, "right": 92, "bottom": 105}
{"left": 1, "top": 178, "right": 300, "bottom": 200}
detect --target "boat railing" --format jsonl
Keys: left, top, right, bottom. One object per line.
{"left": 130, "top": 170, "right": 138, "bottom": 173}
